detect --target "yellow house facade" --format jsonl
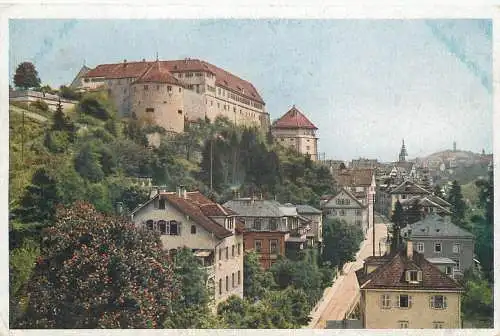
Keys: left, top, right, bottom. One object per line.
{"left": 356, "top": 242, "right": 464, "bottom": 329}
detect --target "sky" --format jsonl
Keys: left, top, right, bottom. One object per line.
{"left": 9, "top": 19, "right": 492, "bottom": 162}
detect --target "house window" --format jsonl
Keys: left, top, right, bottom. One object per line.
{"left": 398, "top": 294, "right": 412, "bottom": 308}
{"left": 330, "top": 209, "right": 337, "bottom": 216}
{"left": 145, "top": 107, "right": 154, "bottom": 113}
{"left": 146, "top": 220, "right": 154, "bottom": 231}
{"left": 232, "top": 273, "right": 235, "bottom": 287}
{"left": 167, "top": 85, "right": 172, "bottom": 92}
{"left": 270, "top": 239, "right": 278, "bottom": 254}
{"left": 159, "top": 199, "right": 166, "bottom": 209}
{"left": 406, "top": 270, "right": 422, "bottom": 283}
{"left": 380, "top": 294, "right": 391, "bottom": 309}
{"left": 445, "top": 266, "right": 452, "bottom": 275}
{"left": 398, "top": 321, "right": 409, "bottom": 329}
{"left": 453, "top": 243, "right": 460, "bottom": 254}
{"left": 430, "top": 295, "right": 447, "bottom": 309}
{"left": 225, "top": 276, "right": 229, "bottom": 291}
{"left": 169, "top": 221, "right": 179, "bottom": 235}
{"left": 340, "top": 210, "right": 346, "bottom": 216}
{"left": 157, "top": 220, "right": 167, "bottom": 235}
{"left": 402, "top": 195, "right": 407, "bottom": 199}
{"left": 269, "top": 218, "right": 277, "bottom": 230}
{"left": 219, "top": 279, "right": 222, "bottom": 294}
{"left": 355, "top": 209, "right": 362, "bottom": 216}
{"left": 255, "top": 240, "right": 262, "bottom": 253}
{"left": 452, "top": 258, "right": 460, "bottom": 271}
{"left": 253, "top": 219, "right": 262, "bottom": 231}
{"left": 433, "top": 321, "right": 444, "bottom": 329}
{"left": 232, "top": 245, "right": 235, "bottom": 257}
{"left": 238, "top": 270, "right": 241, "bottom": 285}
{"left": 191, "top": 225, "right": 196, "bottom": 234}
{"left": 416, "top": 242, "right": 424, "bottom": 252}
{"left": 225, "top": 247, "right": 229, "bottom": 259}
{"left": 434, "top": 242, "right": 442, "bottom": 253}
{"left": 238, "top": 243, "right": 241, "bottom": 255}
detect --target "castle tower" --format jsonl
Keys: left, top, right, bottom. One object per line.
{"left": 398, "top": 139, "right": 408, "bottom": 162}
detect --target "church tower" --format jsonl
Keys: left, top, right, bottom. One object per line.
{"left": 398, "top": 139, "right": 408, "bottom": 162}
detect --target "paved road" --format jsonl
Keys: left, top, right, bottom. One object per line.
{"left": 309, "top": 218, "right": 388, "bottom": 328}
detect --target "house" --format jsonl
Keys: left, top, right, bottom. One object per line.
{"left": 355, "top": 241, "right": 464, "bottom": 329}
{"left": 388, "top": 180, "right": 431, "bottom": 216}
{"left": 271, "top": 105, "right": 319, "bottom": 160}
{"left": 73, "top": 58, "right": 269, "bottom": 133}
{"left": 320, "top": 187, "right": 368, "bottom": 233}
{"left": 223, "top": 198, "right": 310, "bottom": 270}
{"left": 295, "top": 204, "right": 323, "bottom": 247}
{"left": 399, "top": 194, "right": 452, "bottom": 224}
{"left": 401, "top": 214, "right": 475, "bottom": 277}
{"left": 130, "top": 186, "right": 244, "bottom": 305}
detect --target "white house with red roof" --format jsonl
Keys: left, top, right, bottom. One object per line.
{"left": 73, "top": 58, "right": 269, "bottom": 133}
{"left": 271, "top": 105, "right": 319, "bottom": 160}
{"left": 130, "top": 186, "right": 244, "bottom": 306}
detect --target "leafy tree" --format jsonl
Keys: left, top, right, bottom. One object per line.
{"left": 243, "top": 251, "right": 276, "bottom": 302}
{"left": 164, "top": 248, "right": 218, "bottom": 328}
{"left": 321, "top": 218, "right": 364, "bottom": 268}
{"left": 13, "top": 62, "right": 41, "bottom": 89}
{"left": 77, "top": 91, "right": 115, "bottom": 121}
{"left": 31, "top": 99, "right": 49, "bottom": 112}
{"left": 13, "top": 168, "right": 60, "bottom": 224}
{"left": 14, "top": 201, "right": 179, "bottom": 328}
{"left": 74, "top": 143, "right": 105, "bottom": 183}
{"left": 447, "top": 180, "right": 467, "bottom": 227}
{"left": 461, "top": 268, "right": 493, "bottom": 327}
{"left": 59, "top": 85, "right": 81, "bottom": 100}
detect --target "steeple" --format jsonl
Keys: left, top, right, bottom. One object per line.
{"left": 399, "top": 139, "right": 408, "bottom": 162}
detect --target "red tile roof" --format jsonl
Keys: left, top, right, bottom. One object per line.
{"left": 272, "top": 106, "right": 317, "bottom": 130}
{"left": 83, "top": 58, "right": 265, "bottom": 104}
{"left": 133, "top": 62, "right": 181, "bottom": 85}
{"left": 390, "top": 180, "right": 431, "bottom": 195}
{"left": 357, "top": 249, "right": 463, "bottom": 291}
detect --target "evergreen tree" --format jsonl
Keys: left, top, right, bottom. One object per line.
{"left": 474, "top": 169, "right": 494, "bottom": 282}
{"left": 447, "top": 180, "right": 466, "bottom": 227}
{"left": 390, "top": 200, "right": 404, "bottom": 252}
{"left": 13, "top": 62, "right": 41, "bottom": 89}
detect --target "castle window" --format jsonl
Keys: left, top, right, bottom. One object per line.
{"left": 179, "top": 87, "right": 182, "bottom": 93}
{"left": 167, "top": 86, "right": 172, "bottom": 92}
{"left": 146, "top": 108, "right": 154, "bottom": 113}
{"left": 178, "top": 110, "right": 182, "bottom": 115}
{"left": 191, "top": 225, "right": 196, "bottom": 234}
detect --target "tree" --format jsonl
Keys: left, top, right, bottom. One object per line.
{"left": 473, "top": 170, "right": 493, "bottom": 282}
{"left": 243, "top": 251, "right": 276, "bottom": 302}
{"left": 321, "top": 218, "right": 364, "bottom": 268}
{"left": 74, "top": 143, "right": 105, "bottom": 183}
{"left": 447, "top": 180, "right": 467, "bottom": 227}
{"left": 14, "top": 201, "right": 179, "bottom": 328}
{"left": 13, "top": 62, "right": 41, "bottom": 89}
{"left": 59, "top": 85, "right": 81, "bottom": 100}
{"left": 77, "top": 91, "right": 115, "bottom": 121}
{"left": 163, "top": 248, "right": 220, "bottom": 328}
{"left": 390, "top": 200, "right": 404, "bottom": 252}
{"left": 461, "top": 268, "right": 493, "bottom": 327}
{"left": 13, "top": 168, "right": 60, "bottom": 224}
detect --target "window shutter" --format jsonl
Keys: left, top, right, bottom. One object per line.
{"left": 395, "top": 295, "right": 400, "bottom": 308}
{"left": 430, "top": 296, "right": 434, "bottom": 308}
{"left": 417, "top": 271, "right": 422, "bottom": 282}
{"left": 443, "top": 296, "right": 447, "bottom": 309}
{"left": 408, "top": 296, "right": 412, "bottom": 308}
{"left": 405, "top": 271, "right": 410, "bottom": 282}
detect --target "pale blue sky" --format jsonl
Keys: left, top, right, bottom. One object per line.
{"left": 9, "top": 19, "right": 492, "bottom": 162}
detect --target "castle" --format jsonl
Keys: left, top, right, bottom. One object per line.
{"left": 71, "top": 58, "right": 270, "bottom": 133}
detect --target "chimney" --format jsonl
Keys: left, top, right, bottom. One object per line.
{"left": 123, "top": 59, "right": 127, "bottom": 67}
{"left": 142, "top": 58, "right": 146, "bottom": 62}
{"left": 407, "top": 240, "right": 413, "bottom": 259}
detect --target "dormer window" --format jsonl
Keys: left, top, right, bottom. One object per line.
{"left": 406, "top": 270, "right": 422, "bottom": 283}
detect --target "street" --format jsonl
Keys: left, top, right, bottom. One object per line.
{"left": 307, "top": 215, "right": 388, "bottom": 328}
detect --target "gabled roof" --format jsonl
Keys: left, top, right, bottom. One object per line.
{"left": 390, "top": 180, "right": 430, "bottom": 195}
{"left": 403, "top": 214, "right": 474, "bottom": 238}
{"left": 85, "top": 61, "right": 152, "bottom": 79}
{"left": 295, "top": 204, "right": 322, "bottom": 214}
{"left": 133, "top": 62, "right": 181, "bottom": 85}
{"left": 400, "top": 196, "right": 451, "bottom": 214}
{"left": 223, "top": 199, "right": 286, "bottom": 217}
{"left": 335, "top": 168, "right": 374, "bottom": 187}
{"left": 357, "top": 249, "right": 463, "bottom": 291}
{"left": 322, "top": 187, "right": 365, "bottom": 209}
{"left": 132, "top": 190, "right": 233, "bottom": 239}
{"left": 271, "top": 106, "right": 318, "bottom": 130}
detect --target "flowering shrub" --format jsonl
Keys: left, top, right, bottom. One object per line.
{"left": 14, "top": 201, "right": 179, "bottom": 328}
